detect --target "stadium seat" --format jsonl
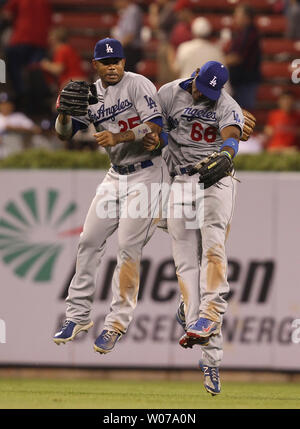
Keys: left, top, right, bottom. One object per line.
{"left": 191, "top": 0, "right": 274, "bottom": 12}
{"left": 257, "top": 84, "right": 300, "bottom": 102}
{"left": 52, "top": 12, "right": 118, "bottom": 30}
{"left": 256, "top": 15, "right": 287, "bottom": 35}
{"left": 197, "top": 15, "right": 287, "bottom": 36}
{"left": 261, "top": 62, "right": 292, "bottom": 79}
{"left": 262, "top": 38, "right": 300, "bottom": 55}
{"left": 68, "top": 35, "right": 98, "bottom": 56}
{"left": 136, "top": 60, "right": 157, "bottom": 80}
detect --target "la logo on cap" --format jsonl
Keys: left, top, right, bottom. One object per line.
{"left": 106, "top": 44, "right": 113, "bottom": 53}
{"left": 209, "top": 76, "right": 217, "bottom": 87}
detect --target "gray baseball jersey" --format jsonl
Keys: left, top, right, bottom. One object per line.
{"left": 158, "top": 78, "right": 244, "bottom": 171}
{"left": 72, "top": 71, "right": 162, "bottom": 166}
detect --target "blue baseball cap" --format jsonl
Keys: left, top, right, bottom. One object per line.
{"left": 94, "top": 38, "right": 125, "bottom": 61}
{"left": 195, "top": 61, "right": 229, "bottom": 101}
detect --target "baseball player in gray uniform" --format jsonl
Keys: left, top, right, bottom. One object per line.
{"left": 144, "top": 61, "right": 255, "bottom": 396}
{"left": 53, "top": 38, "right": 164, "bottom": 354}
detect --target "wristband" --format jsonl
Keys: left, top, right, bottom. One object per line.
{"left": 131, "top": 123, "right": 152, "bottom": 141}
{"left": 55, "top": 116, "right": 72, "bottom": 137}
{"left": 220, "top": 138, "right": 239, "bottom": 158}
{"left": 222, "top": 150, "right": 232, "bottom": 159}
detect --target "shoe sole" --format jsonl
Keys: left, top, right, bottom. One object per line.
{"left": 53, "top": 321, "right": 94, "bottom": 345}
{"left": 204, "top": 385, "right": 221, "bottom": 396}
{"left": 179, "top": 335, "right": 209, "bottom": 348}
{"left": 93, "top": 344, "right": 112, "bottom": 354}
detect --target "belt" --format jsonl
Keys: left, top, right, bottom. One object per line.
{"left": 170, "top": 166, "right": 192, "bottom": 177}
{"left": 112, "top": 159, "right": 153, "bottom": 175}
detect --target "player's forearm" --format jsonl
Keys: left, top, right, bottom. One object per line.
{"left": 220, "top": 125, "right": 241, "bottom": 159}
{"left": 55, "top": 114, "right": 72, "bottom": 140}
{"left": 115, "top": 122, "right": 161, "bottom": 144}
{"left": 95, "top": 122, "right": 162, "bottom": 147}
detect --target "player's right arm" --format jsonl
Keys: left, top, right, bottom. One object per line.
{"left": 55, "top": 80, "right": 98, "bottom": 141}
{"left": 55, "top": 114, "right": 72, "bottom": 141}
{"left": 142, "top": 82, "right": 174, "bottom": 151}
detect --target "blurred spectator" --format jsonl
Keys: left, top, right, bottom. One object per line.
{"left": 0, "top": 92, "right": 42, "bottom": 158}
{"left": 148, "top": 0, "right": 177, "bottom": 85}
{"left": 112, "top": 0, "right": 143, "bottom": 73}
{"left": 167, "top": 0, "right": 194, "bottom": 80}
{"left": 170, "top": 0, "right": 194, "bottom": 50}
{"left": 173, "top": 17, "right": 226, "bottom": 79}
{"left": 1, "top": 0, "right": 52, "bottom": 110}
{"left": 286, "top": 0, "right": 300, "bottom": 40}
{"left": 263, "top": 91, "right": 300, "bottom": 152}
{"left": 40, "top": 27, "right": 87, "bottom": 91}
{"left": 225, "top": 3, "right": 261, "bottom": 110}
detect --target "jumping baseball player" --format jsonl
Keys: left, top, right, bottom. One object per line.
{"left": 53, "top": 38, "right": 164, "bottom": 354}
{"left": 144, "top": 61, "right": 256, "bottom": 395}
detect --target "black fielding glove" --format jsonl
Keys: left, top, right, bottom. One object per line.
{"left": 188, "top": 152, "right": 234, "bottom": 189}
{"left": 56, "top": 81, "right": 98, "bottom": 116}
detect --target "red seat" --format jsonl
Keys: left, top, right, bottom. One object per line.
{"left": 261, "top": 62, "right": 291, "bottom": 79}
{"left": 50, "top": 0, "right": 108, "bottom": 6}
{"left": 53, "top": 12, "right": 118, "bottom": 30}
{"left": 256, "top": 15, "right": 287, "bottom": 34}
{"left": 191, "top": 0, "right": 274, "bottom": 12}
{"left": 202, "top": 14, "right": 286, "bottom": 35}
{"left": 68, "top": 35, "right": 98, "bottom": 56}
{"left": 257, "top": 84, "right": 300, "bottom": 101}
{"left": 262, "top": 38, "right": 300, "bottom": 55}
{"left": 136, "top": 60, "right": 157, "bottom": 79}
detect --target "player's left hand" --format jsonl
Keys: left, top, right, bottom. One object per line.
{"left": 189, "top": 151, "right": 234, "bottom": 189}
{"left": 241, "top": 109, "right": 256, "bottom": 141}
{"left": 94, "top": 130, "right": 118, "bottom": 147}
{"left": 143, "top": 132, "right": 160, "bottom": 151}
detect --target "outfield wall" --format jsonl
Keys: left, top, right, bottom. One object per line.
{"left": 0, "top": 170, "right": 299, "bottom": 370}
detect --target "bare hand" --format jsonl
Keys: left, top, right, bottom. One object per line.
{"left": 94, "top": 130, "right": 118, "bottom": 147}
{"left": 143, "top": 132, "right": 160, "bottom": 151}
{"left": 241, "top": 109, "right": 256, "bottom": 141}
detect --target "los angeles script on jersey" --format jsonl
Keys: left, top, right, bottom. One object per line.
{"left": 181, "top": 107, "right": 217, "bottom": 122}
{"left": 88, "top": 98, "right": 133, "bottom": 123}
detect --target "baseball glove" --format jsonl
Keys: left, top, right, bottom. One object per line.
{"left": 188, "top": 152, "right": 234, "bottom": 189}
{"left": 56, "top": 80, "right": 98, "bottom": 116}
{"left": 241, "top": 109, "right": 256, "bottom": 141}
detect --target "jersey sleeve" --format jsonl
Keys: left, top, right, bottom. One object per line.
{"left": 158, "top": 83, "right": 173, "bottom": 133}
{"left": 131, "top": 76, "right": 162, "bottom": 123}
{"left": 70, "top": 114, "right": 91, "bottom": 137}
{"left": 218, "top": 95, "right": 244, "bottom": 137}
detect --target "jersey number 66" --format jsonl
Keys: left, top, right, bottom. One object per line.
{"left": 190, "top": 123, "right": 217, "bottom": 143}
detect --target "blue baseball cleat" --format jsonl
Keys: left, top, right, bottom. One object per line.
{"left": 53, "top": 320, "right": 94, "bottom": 345}
{"left": 94, "top": 329, "right": 122, "bottom": 354}
{"left": 176, "top": 302, "right": 186, "bottom": 331}
{"left": 187, "top": 317, "right": 220, "bottom": 339}
{"left": 199, "top": 360, "right": 221, "bottom": 396}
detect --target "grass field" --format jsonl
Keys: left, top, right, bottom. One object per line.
{"left": 0, "top": 378, "right": 299, "bottom": 409}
